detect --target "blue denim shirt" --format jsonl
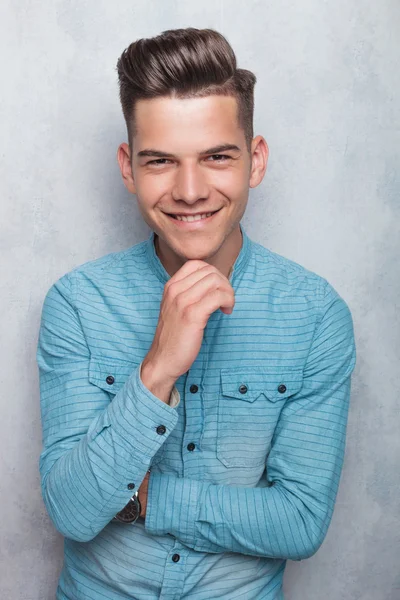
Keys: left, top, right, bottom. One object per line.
{"left": 36, "top": 223, "right": 356, "bottom": 599}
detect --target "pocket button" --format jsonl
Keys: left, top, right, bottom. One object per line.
{"left": 277, "top": 384, "right": 287, "bottom": 393}
{"left": 239, "top": 384, "right": 248, "bottom": 394}
{"left": 106, "top": 375, "right": 115, "bottom": 385}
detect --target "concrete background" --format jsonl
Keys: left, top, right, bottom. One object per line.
{"left": 0, "top": 1, "right": 399, "bottom": 598}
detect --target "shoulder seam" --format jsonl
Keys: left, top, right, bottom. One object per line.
{"left": 68, "top": 270, "right": 79, "bottom": 305}
{"left": 316, "top": 277, "right": 328, "bottom": 329}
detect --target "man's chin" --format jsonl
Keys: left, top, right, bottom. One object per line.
{"left": 172, "top": 241, "right": 218, "bottom": 261}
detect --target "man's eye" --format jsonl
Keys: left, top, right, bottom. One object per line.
{"left": 208, "top": 154, "right": 230, "bottom": 161}
{"left": 147, "top": 158, "right": 171, "bottom": 165}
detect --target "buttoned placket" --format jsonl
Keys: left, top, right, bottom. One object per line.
{"left": 158, "top": 544, "right": 190, "bottom": 600}
{"left": 145, "top": 223, "right": 252, "bottom": 599}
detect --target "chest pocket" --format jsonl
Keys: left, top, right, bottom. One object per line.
{"left": 217, "top": 366, "right": 303, "bottom": 468}
{"left": 88, "top": 355, "right": 139, "bottom": 395}
{"left": 88, "top": 355, "right": 166, "bottom": 466}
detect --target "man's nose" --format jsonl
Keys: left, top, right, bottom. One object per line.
{"left": 172, "top": 161, "right": 210, "bottom": 204}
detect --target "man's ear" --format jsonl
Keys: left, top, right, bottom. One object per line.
{"left": 249, "top": 136, "right": 269, "bottom": 189}
{"left": 117, "top": 142, "right": 137, "bottom": 194}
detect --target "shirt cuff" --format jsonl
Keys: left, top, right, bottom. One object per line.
{"left": 138, "top": 361, "right": 180, "bottom": 408}
{"left": 105, "top": 362, "right": 179, "bottom": 461}
{"left": 145, "top": 472, "right": 201, "bottom": 545}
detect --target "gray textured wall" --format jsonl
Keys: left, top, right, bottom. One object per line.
{"left": 1, "top": 1, "right": 399, "bottom": 599}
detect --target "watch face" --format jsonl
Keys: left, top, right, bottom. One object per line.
{"left": 113, "top": 495, "right": 141, "bottom": 524}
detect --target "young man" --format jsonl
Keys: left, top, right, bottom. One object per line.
{"left": 37, "top": 27, "right": 357, "bottom": 600}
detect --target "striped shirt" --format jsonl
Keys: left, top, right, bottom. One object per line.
{"left": 36, "top": 223, "right": 356, "bottom": 600}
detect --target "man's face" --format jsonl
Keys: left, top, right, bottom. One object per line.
{"left": 118, "top": 94, "right": 268, "bottom": 274}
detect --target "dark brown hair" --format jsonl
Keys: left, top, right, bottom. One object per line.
{"left": 116, "top": 27, "right": 257, "bottom": 154}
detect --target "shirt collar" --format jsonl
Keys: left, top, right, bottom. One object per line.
{"left": 145, "top": 222, "right": 252, "bottom": 285}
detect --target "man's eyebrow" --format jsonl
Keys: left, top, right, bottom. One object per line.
{"left": 136, "top": 144, "right": 241, "bottom": 159}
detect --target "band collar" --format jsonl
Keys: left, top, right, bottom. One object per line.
{"left": 145, "top": 222, "right": 252, "bottom": 285}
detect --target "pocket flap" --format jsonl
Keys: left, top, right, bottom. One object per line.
{"left": 88, "top": 355, "right": 139, "bottom": 394}
{"left": 220, "top": 366, "right": 303, "bottom": 403}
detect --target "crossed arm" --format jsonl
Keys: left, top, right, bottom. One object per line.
{"left": 141, "top": 279, "right": 356, "bottom": 559}
{"left": 37, "top": 272, "right": 356, "bottom": 560}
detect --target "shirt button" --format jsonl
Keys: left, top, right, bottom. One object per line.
{"left": 239, "top": 384, "right": 248, "bottom": 394}
{"left": 278, "top": 384, "right": 287, "bottom": 393}
{"left": 187, "top": 442, "right": 196, "bottom": 451}
{"left": 156, "top": 425, "right": 166, "bottom": 435}
{"left": 106, "top": 375, "right": 115, "bottom": 385}
{"left": 172, "top": 553, "right": 180, "bottom": 562}
{"left": 127, "top": 483, "right": 135, "bottom": 490}
{"left": 190, "top": 384, "right": 198, "bottom": 393}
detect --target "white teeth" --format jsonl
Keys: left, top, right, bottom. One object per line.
{"left": 175, "top": 212, "right": 214, "bottom": 222}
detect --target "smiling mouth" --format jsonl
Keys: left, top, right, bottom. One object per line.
{"left": 166, "top": 208, "right": 222, "bottom": 222}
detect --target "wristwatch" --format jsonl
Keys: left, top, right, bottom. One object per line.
{"left": 113, "top": 469, "right": 151, "bottom": 524}
{"left": 113, "top": 489, "right": 141, "bottom": 524}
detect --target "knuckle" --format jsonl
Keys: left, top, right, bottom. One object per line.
{"left": 182, "top": 304, "right": 195, "bottom": 322}
{"left": 186, "top": 259, "right": 207, "bottom": 271}
{"left": 211, "top": 272, "right": 221, "bottom": 283}
{"left": 164, "top": 280, "right": 176, "bottom": 297}
{"left": 174, "top": 292, "right": 186, "bottom": 310}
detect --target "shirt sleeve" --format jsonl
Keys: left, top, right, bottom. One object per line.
{"left": 144, "top": 278, "right": 357, "bottom": 561}
{"left": 36, "top": 272, "right": 180, "bottom": 543}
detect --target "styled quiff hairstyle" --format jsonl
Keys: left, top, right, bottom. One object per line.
{"left": 116, "top": 27, "right": 257, "bottom": 154}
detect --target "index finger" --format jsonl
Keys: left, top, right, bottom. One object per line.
{"left": 167, "top": 259, "right": 211, "bottom": 285}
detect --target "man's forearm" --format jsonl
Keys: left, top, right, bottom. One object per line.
{"left": 144, "top": 472, "right": 328, "bottom": 560}
{"left": 40, "top": 362, "right": 179, "bottom": 542}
